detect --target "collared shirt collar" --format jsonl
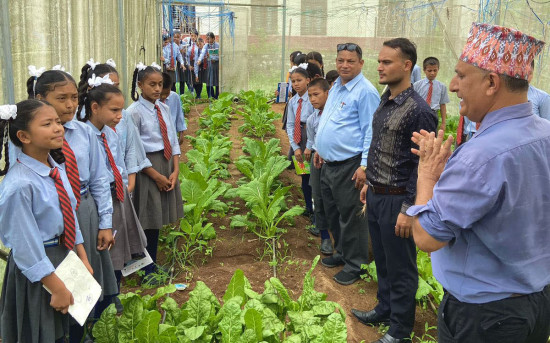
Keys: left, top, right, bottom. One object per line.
{"left": 297, "top": 91, "right": 308, "bottom": 102}
{"left": 85, "top": 121, "right": 109, "bottom": 136}
{"left": 63, "top": 119, "right": 78, "bottom": 130}
{"left": 336, "top": 72, "right": 364, "bottom": 92}
{"left": 475, "top": 102, "right": 532, "bottom": 136}
{"left": 138, "top": 95, "right": 159, "bottom": 112}
{"left": 381, "top": 86, "right": 415, "bottom": 106}
{"left": 17, "top": 152, "right": 59, "bottom": 177}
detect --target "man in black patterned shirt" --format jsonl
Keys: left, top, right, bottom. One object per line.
{"left": 351, "top": 38, "right": 437, "bottom": 343}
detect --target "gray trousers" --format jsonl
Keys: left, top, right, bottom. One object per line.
{"left": 320, "top": 156, "right": 369, "bottom": 274}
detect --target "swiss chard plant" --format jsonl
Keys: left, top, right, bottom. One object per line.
{"left": 93, "top": 256, "right": 348, "bottom": 343}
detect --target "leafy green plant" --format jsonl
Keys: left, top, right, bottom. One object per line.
{"left": 236, "top": 90, "right": 281, "bottom": 139}
{"left": 93, "top": 257, "right": 348, "bottom": 343}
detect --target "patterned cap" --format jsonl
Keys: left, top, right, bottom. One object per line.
{"left": 460, "top": 22, "right": 545, "bottom": 80}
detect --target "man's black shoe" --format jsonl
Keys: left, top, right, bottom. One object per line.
{"left": 351, "top": 308, "right": 390, "bottom": 326}
{"left": 308, "top": 226, "right": 320, "bottom": 236}
{"left": 333, "top": 270, "right": 360, "bottom": 285}
{"left": 320, "top": 239, "right": 333, "bottom": 255}
{"left": 321, "top": 255, "right": 344, "bottom": 268}
{"left": 372, "top": 333, "right": 405, "bottom": 343}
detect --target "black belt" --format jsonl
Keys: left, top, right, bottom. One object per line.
{"left": 370, "top": 184, "right": 407, "bottom": 195}
{"left": 324, "top": 154, "right": 361, "bottom": 166}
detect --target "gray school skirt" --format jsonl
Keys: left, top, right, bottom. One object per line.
{"left": 0, "top": 245, "right": 69, "bottom": 342}
{"left": 110, "top": 186, "right": 148, "bottom": 270}
{"left": 207, "top": 60, "right": 219, "bottom": 87}
{"left": 77, "top": 192, "right": 118, "bottom": 298}
{"left": 133, "top": 151, "right": 184, "bottom": 231}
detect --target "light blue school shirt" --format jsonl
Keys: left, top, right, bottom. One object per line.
{"left": 306, "top": 108, "right": 322, "bottom": 151}
{"left": 0, "top": 153, "right": 84, "bottom": 282}
{"left": 85, "top": 121, "right": 128, "bottom": 186}
{"left": 185, "top": 42, "right": 201, "bottom": 78}
{"left": 528, "top": 84, "right": 550, "bottom": 120}
{"left": 64, "top": 119, "right": 113, "bottom": 229}
{"left": 198, "top": 42, "right": 220, "bottom": 62}
{"left": 286, "top": 91, "right": 314, "bottom": 151}
{"left": 413, "top": 78, "right": 450, "bottom": 111}
{"left": 315, "top": 74, "right": 380, "bottom": 166}
{"left": 127, "top": 96, "right": 181, "bottom": 156}
{"left": 163, "top": 91, "right": 187, "bottom": 133}
{"left": 411, "top": 65, "right": 421, "bottom": 84}
{"left": 115, "top": 112, "right": 152, "bottom": 177}
{"left": 163, "top": 42, "right": 184, "bottom": 67}
{"left": 407, "top": 102, "right": 550, "bottom": 304}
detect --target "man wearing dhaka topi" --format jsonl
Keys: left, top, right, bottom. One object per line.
{"left": 407, "top": 22, "right": 550, "bottom": 343}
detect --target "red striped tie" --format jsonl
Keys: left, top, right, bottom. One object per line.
{"left": 154, "top": 105, "right": 173, "bottom": 160}
{"left": 62, "top": 139, "right": 81, "bottom": 210}
{"left": 426, "top": 80, "right": 433, "bottom": 106}
{"left": 50, "top": 167, "right": 76, "bottom": 251}
{"left": 294, "top": 98, "right": 303, "bottom": 144}
{"left": 101, "top": 133, "right": 124, "bottom": 202}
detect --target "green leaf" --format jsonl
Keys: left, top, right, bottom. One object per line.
{"left": 135, "top": 310, "right": 161, "bottom": 343}
{"left": 219, "top": 298, "right": 243, "bottom": 343}
{"left": 145, "top": 284, "right": 177, "bottom": 310}
{"left": 118, "top": 295, "right": 145, "bottom": 341}
{"left": 161, "top": 297, "right": 181, "bottom": 326}
{"left": 158, "top": 324, "right": 178, "bottom": 342}
{"left": 311, "top": 302, "right": 338, "bottom": 317}
{"left": 287, "top": 311, "right": 319, "bottom": 333}
{"left": 92, "top": 304, "right": 118, "bottom": 343}
{"left": 321, "top": 313, "right": 347, "bottom": 343}
{"left": 238, "top": 329, "right": 258, "bottom": 343}
{"left": 185, "top": 281, "right": 220, "bottom": 327}
{"left": 268, "top": 277, "right": 298, "bottom": 311}
{"left": 244, "top": 308, "right": 263, "bottom": 341}
{"left": 184, "top": 326, "right": 206, "bottom": 340}
{"left": 223, "top": 269, "right": 247, "bottom": 306}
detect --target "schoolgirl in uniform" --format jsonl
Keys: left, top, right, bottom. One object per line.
{"left": 77, "top": 76, "right": 147, "bottom": 286}
{"left": 198, "top": 32, "right": 220, "bottom": 99}
{"left": 78, "top": 59, "right": 152, "bottom": 194}
{"left": 196, "top": 37, "right": 206, "bottom": 99}
{"left": 0, "top": 100, "right": 92, "bottom": 343}
{"left": 29, "top": 70, "right": 117, "bottom": 340}
{"left": 127, "top": 63, "right": 184, "bottom": 276}
{"left": 185, "top": 29, "right": 201, "bottom": 97}
{"left": 286, "top": 66, "right": 314, "bottom": 223}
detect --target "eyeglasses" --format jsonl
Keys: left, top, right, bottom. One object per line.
{"left": 337, "top": 43, "right": 359, "bottom": 52}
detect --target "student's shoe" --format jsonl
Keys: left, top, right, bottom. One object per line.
{"left": 309, "top": 212, "right": 316, "bottom": 226}
{"left": 321, "top": 255, "right": 344, "bottom": 268}
{"left": 351, "top": 308, "right": 390, "bottom": 327}
{"left": 113, "top": 296, "right": 123, "bottom": 314}
{"left": 308, "top": 226, "right": 320, "bottom": 236}
{"left": 320, "top": 239, "right": 333, "bottom": 255}
{"left": 333, "top": 270, "right": 360, "bottom": 285}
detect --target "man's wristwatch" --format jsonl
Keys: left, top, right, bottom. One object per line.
{"left": 360, "top": 165, "right": 367, "bottom": 172}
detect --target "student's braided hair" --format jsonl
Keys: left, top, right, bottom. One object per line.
{"left": 78, "top": 63, "right": 118, "bottom": 113}
{"left": 131, "top": 65, "right": 162, "bottom": 101}
{"left": 78, "top": 83, "right": 122, "bottom": 123}
{"left": 0, "top": 100, "right": 53, "bottom": 175}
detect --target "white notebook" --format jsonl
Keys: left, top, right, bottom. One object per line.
{"left": 43, "top": 250, "right": 102, "bottom": 326}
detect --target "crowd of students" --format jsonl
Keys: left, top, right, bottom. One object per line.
{"left": 161, "top": 30, "right": 220, "bottom": 100}
{"left": 0, "top": 59, "right": 187, "bottom": 342}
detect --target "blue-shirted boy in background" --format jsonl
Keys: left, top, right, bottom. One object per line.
{"left": 414, "top": 57, "right": 450, "bottom": 130}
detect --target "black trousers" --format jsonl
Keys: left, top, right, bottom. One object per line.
{"left": 367, "top": 189, "right": 417, "bottom": 339}
{"left": 439, "top": 286, "right": 550, "bottom": 343}
{"left": 320, "top": 155, "right": 369, "bottom": 274}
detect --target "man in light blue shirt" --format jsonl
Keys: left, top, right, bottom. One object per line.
{"left": 408, "top": 23, "right": 550, "bottom": 343}
{"left": 315, "top": 43, "right": 380, "bottom": 285}
{"left": 528, "top": 60, "right": 550, "bottom": 120}
{"left": 411, "top": 64, "right": 421, "bottom": 84}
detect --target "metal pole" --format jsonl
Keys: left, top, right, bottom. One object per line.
{"left": 281, "top": 0, "right": 287, "bottom": 82}
{"left": 118, "top": 0, "right": 129, "bottom": 99}
{"left": 219, "top": 4, "right": 223, "bottom": 94}
{"left": 156, "top": 0, "right": 283, "bottom": 8}
{"left": 0, "top": 0, "right": 15, "bottom": 104}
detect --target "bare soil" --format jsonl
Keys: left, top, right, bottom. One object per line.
{"left": 123, "top": 101, "right": 437, "bottom": 343}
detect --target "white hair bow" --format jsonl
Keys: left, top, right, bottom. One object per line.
{"left": 298, "top": 63, "right": 308, "bottom": 70}
{"left": 87, "top": 58, "right": 99, "bottom": 70}
{"left": 52, "top": 65, "right": 65, "bottom": 71}
{"left": 105, "top": 59, "right": 116, "bottom": 68}
{"left": 136, "top": 62, "right": 147, "bottom": 71}
{"left": 150, "top": 62, "right": 162, "bottom": 71}
{"left": 28, "top": 65, "right": 46, "bottom": 78}
{"left": 0, "top": 105, "right": 17, "bottom": 121}
{"left": 88, "top": 74, "right": 114, "bottom": 88}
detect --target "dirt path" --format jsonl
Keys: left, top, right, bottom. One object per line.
{"left": 125, "top": 101, "right": 437, "bottom": 343}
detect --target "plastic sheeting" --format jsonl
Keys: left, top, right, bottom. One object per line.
{"left": 0, "top": 0, "right": 161, "bottom": 104}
